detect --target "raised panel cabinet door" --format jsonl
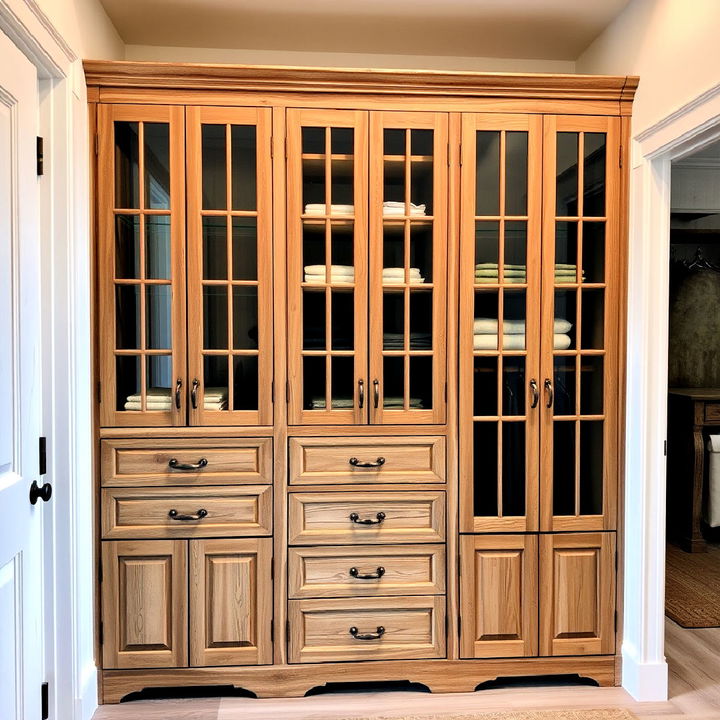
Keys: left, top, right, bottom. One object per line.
{"left": 459, "top": 114, "right": 542, "bottom": 533}
{"left": 189, "top": 538, "right": 272, "bottom": 666}
{"left": 286, "top": 108, "right": 369, "bottom": 425}
{"left": 97, "top": 105, "right": 187, "bottom": 427}
{"left": 186, "top": 107, "right": 273, "bottom": 426}
{"left": 539, "top": 532, "right": 615, "bottom": 656}
{"left": 368, "top": 111, "right": 448, "bottom": 425}
{"left": 540, "top": 116, "right": 621, "bottom": 531}
{"left": 459, "top": 534, "right": 538, "bottom": 658}
{"left": 101, "top": 539, "right": 188, "bottom": 669}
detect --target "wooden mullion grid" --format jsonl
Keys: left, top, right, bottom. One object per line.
{"left": 138, "top": 121, "right": 147, "bottom": 411}
{"left": 573, "top": 131, "right": 585, "bottom": 518}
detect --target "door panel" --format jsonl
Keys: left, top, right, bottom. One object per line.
{"left": 186, "top": 107, "right": 273, "bottom": 426}
{"left": 539, "top": 532, "right": 615, "bottom": 656}
{"left": 460, "top": 534, "right": 537, "bottom": 658}
{"left": 459, "top": 114, "right": 542, "bottom": 532}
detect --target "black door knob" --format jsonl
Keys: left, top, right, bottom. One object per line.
{"left": 29, "top": 480, "right": 52, "bottom": 505}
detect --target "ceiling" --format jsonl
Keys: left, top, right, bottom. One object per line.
{"left": 100, "top": 0, "right": 631, "bottom": 60}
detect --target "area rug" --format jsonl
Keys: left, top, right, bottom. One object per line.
{"left": 340, "top": 710, "right": 637, "bottom": 720}
{"left": 666, "top": 542, "right": 720, "bottom": 627}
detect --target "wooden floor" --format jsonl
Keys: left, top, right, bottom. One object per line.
{"left": 91, "top": 619, "right": 720, "bottom": 720}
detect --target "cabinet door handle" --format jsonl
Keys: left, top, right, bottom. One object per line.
{"left": 174, "top": 378, "right": 183, "bottom": 410}
{"left": 168, "top": 508, "right": 208, "bottom": 521}
{"left": 358, "top": 379, "right": 364, "bottom": 409}
{"left": 348, "top": 457, "right": 386, "bottom": 468}
{"left": 530, "top": 379, "right": 539, "bottom": 409}
{"left": 349, "top": 626, "right": 385, "bottom": 641}
{"left": 373, "top": 378, "right": 380, "bottom": 409}
{"left": 349, "top": 566, "right": 385, "bottom": 580}
{"left": 168, "top": 457, "right": 208, "bottom": 471}
{"left": 349, "top": 511, "right": 386, "bottom": 525}
{"left": 191, "top": 378, "right": 199, "bottom": 409}
{"left": 544, "top": 378, "right": 554, "bottom": 408}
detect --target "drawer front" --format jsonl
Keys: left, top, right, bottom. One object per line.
{"left": 706, "top": 403, "right": 720, "bottom": 422}
{"left": 289, "top": 437, "right": 445, "bottom": 485}
{"left": 288, "top": 492, "right": 445, "bottom": 545}
{"left": 288, "top": 596, "right": 445, "bottom": 663}
{"left": 102, "top": 486, "right": 272, "bottom": 539}
{"left": 101, "top": 438, "right": 272, "bottom": 486}
{"left": 288, "top": 544, "right": 446, "bottom": 598}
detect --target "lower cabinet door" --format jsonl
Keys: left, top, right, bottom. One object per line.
{"left": 459, "top": 534, "right": 538, "bottom": 658}
{"left": 101, "top": 539, "right": 188, "bottom": 669}
{"left": 539, "top": 532, "right": 616, "bottom": 656}
{"left": 189, "top": 538, "right": 273, "bottom": 666}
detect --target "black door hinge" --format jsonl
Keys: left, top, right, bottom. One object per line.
{"left": 271, "top": 618, "right": 274, "bottom": 637}
{"left": 270, "top": 557, "right": 274, "bottom": 580}
{"left": 41, "top": 681, "right": 49, "bottom": 720}
{"left": 458, "top": 615, "right": 461, "bottom": 635}
{"left": 614, "top": 610, "right": 618, "bottom": 632}
{"left": 619, "top": 145, "right": 623, "bottom": 169}
{"left": 39, "top": 437, "right": 47, "bottom": 476}
{"left": 37, "top": 137, "right": 44, "bottom": 176}
{"left": 286, "top": 620, "right": 290, "bottom": 637}
{"left": 664, "top": 440, "right": 667, "bottom": 456}
{"left": 286, "top": 380, "right": 290, "bottom": 404}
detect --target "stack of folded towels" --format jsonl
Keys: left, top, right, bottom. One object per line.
{"left": 304, "top": 203, "right": 354, "bottom": 215}
{"left": 382, "top": 267, "right": 425, "bottom": 285}
{"left": 383, "top": 201, "right": 427, "bottom": 217}
{"left": 383, "top": 332, "right": 432, "bottom": 349}
{"left": 383, "top": 397, "right": 423, "bottom": 408}
{"left": 124, "top": 386, "right": 228, "bottom": 411}
{"left": 304, "top": 264, "right": 354, "bottom": 284}
{"left": 554, "top": 263, "right": 585, "bottom": 283}
{"left": 474, "top": 263, "right": 586, "bottom": 284}
{"left": 473, "top": 318, "right": 573, "bottom": 350}
{"left": 309, "top": 396, "right": 424, "bottom": 409}
{"left": 202, "top": 387, "right": 228, "bottom": 411}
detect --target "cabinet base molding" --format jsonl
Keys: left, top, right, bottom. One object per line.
{"left": 101, "top": 656, "right": 616, "bottom": 703}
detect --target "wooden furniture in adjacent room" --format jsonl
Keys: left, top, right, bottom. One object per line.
{"left": 85, "top": 61, "right": 636, "bottom": 703}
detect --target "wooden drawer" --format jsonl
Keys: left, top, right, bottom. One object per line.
{"left": 289, "top": 436, "right": 445, "bottom": 485}
{"left": 288, "top": 544, "right": 446, "bottom": 598}
{"left": 288, "top": 597, "right": 445, "bottom": 663}
{"left": 288, "top": 491, "right": 445, "bottom": 545}
{"left": 706, "top": 403, "right": 720, "bottom": 422}
{"left": 101, "top": 438, "right": 272, "bottom": 486}
{"left": 101, "top": 486, "right": 272, "bottom": 539}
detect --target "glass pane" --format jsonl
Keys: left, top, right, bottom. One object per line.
{"left": 143, "top": 123, "right": 170, "bottom": 210}
{"left": 383, "top": 142, "right": 405, "bottom": 207}
{"left": 233, "top": 355, "right": 258, "bottom": 411}
{"left": 383, "top": 356, "right": 404, "bottom": 408}
{"left": 410, "top": 292, "right": 432, "bottom": 350}
{"left": 231, "top": 125, "right": 257, "bottom": 211}
{"left": 502, "top": 291, "right": 526, "bottom": 351}
{"left": 303, "top": 223, "right": 325, "bottom": 275}
{"left": 505, "top": 132, "right": 528, "bottom": 216}
{"left": 146, "top": 285, "right": 171, "bottom": 349}
{"left": 202, "top": 124, "right": 226, "bottom": 210}
{"left": 581, "top": 289, "right": 605, "bottom": 349}
{"left": 410, "top": 224, "right": 433, "bottom": 283}
{"left": 553, "top": 422, "right": 576, "bottom": 516}
{"left": 384, "top": 128, "right": 405, "bottom": 156}
{"left": 303, "top": 291, "right": 326, "bottom": 350}
{"left": 580, "top": 421, "right": 604, "bottom": 515}
{"left": 303, "top": 154, "right": 325, "bottom": 210}
{"left": 303, "top": 355, "right": 327, "bottom": 410}
{"left": 409, "top": 356, "right": 432, "bottom": 409}
{"left": 411, "top": 129, "right": 433, "bottom": 156}
{"left": 583, "top": 133, "right": 606, "bottom": 217}
{"left": 473, "top": 291, "right": 499, "bottom": 351}
{"left": 473, "top": 356, "right": 497, "bottom": 416}
{"left": 502, "top": 358, "right": 525, "bottom": 416}
{"left": 411, "top": 157, "right": 433, "bottom": 215}
{"left": 383, "top": 292, "right": 404, "bottom": 349}
{"left": 204, "top": 356, "right": 229, "bottom": 405}
{"left": 331, "top": 127, "right": 353, "bottom": 155}
{"left": 581, "top": 356, "right": 604, "bottom": 415}
{"left": 475, "top": 131, "right": 500, "bottom": 216}
{"left": 331, "top": 157, "right": 353, "bottom": 206}
{"left": 331, "top": 356, "right": 354, "bottom": 410}
{"left": 382, "top": 223, "right": 404, "bottom": 281}
{"left": 115, "top": 285, "right": 140, "bottom": 349}
{"left": 555, "top": 221, "right": 578, "bottom": 281}
{"left": 202, "top": 216, "right": 227, "bottom": 280}
{"left": 556, "top": 132, "right": 579, "bottom": 217}
{"left": 473, "top": 422, "right": 498, "bottom": 516}
{"left": 147, "top": 355, "right": 172, "bottom": 397}
{"left": 115, "top": 216, "right": 140, "bottom": 279}
{"left": 331, "top": 221, "right": 354, "bottom": 268}
{"left": 331, "top": 291, "right": 354, "bottom": 351}
{"left": 505, "top": 221, "right": 527, "bottom": 270}
{"left": 554, "top": 290, "right": 577, "bottom": 350}
{"left": 475, "top": 221, "right": 499, "bottom": 273}
{"left": 302, "top": 127, "right": 325, "bottom": 155}
{"left": 116, "top": 356, "right": 140, "bottom": 411}
{"left": 232, "top": 217, "right": 257, "bottom": 281}
{"left": 114, "top": 121, "right": 139, "bottom": 209}
{"left": 553, "top": 356, "right": 576, "bottom": 416}
{"left": 583, "top": 222, "right": 605, "bottom": 283}
{"left": 232, "top": 287, "right": 258, "bottom": 350}
{"left": 502, "top": 422, "right": 525, "bottom": 516}
{"left": 203, "top": 286, "right": 228, "bottom": 349}
{"left": 146, "top": 217, "right": 170, "bottom": 279}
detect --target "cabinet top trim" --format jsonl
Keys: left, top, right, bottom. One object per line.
{"left": 83, "top": 60, "right": 638, "bottom": 103}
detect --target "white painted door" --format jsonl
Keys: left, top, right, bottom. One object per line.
{"left": 0, "top": 28, "right": 43, "bottom": 720}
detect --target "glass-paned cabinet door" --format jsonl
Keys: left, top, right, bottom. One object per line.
{"left": 368, "top": 112, "right": 448, "bottom": 424}
{"left": 186, "top": 107, "right": 273, "bottom": 426}
{"left": 286, "top": 109, "right": 369, "bottom": 425}
{"left": 540, "top": 116, "right": 620, "bottom": 531}
{"left": 97, "top": 105, "right": 186, "bottom": 427}
{"left": 459, "top": 114, "right": 542, "bottom": 532}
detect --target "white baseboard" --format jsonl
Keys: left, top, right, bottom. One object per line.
{"left": 621, "top": 645, "right": 668, "bottom": 701}
{"left": 76, "top": 662, "right": 98, "bottom": 720}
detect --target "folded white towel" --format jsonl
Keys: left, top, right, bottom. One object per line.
{"left": 126, "top": 387, "right": 171, "bottom": 403}
{"left": 473, "top": 318, "right": 572, "bottom": 335}
{"left": 472, "top": 333, "right": 572, "bottom": 351}
{"left": 383, "top": 278, "right": 425, "bottom": 285}
{"left": 475, "top": 269, "right": 526, "bottom": 278}
{"left": 305, "top": 264, "right": 354, "bottom": 275}
{"left": 382, "top": 201, "right": 427, "bottom": 216}
{"left": 475, "top": 263, "right": 527, "bottom": 271}
{"left": 124, "top": 400, "right": 173, "bottom": 411}
{"left": 553, "top": 334, "right": 572, "bottom": 350}
{"left": 309, "top": 398, "right": 355, "bottom": 409}
{"left": 305, "top": 276, "right": 355, "bottom": 285}
{"left": 382, "top": 397, "right": 424, "bottom": 408}
{"left": 382, "top": 267, "right": 422, "bottom": 277}
{"left": 203, "top": 387, "right": 228, "bottom": 401}
{"left": 304, "top": 203, "right": 354, "bottom": 215}
{"left": 203, "top": 401, "right": 228, "bottom": 411}
{"left": 475, "top": 276, "right": 526, "bottom": 285}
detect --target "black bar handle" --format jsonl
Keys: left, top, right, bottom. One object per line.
{"left": 373, "top": 379, "right": 380, "bottom": 409}
{"left": 544, "top": 378, "right": 554, "bottom": 408}
{"left": 168, "top": 508, "right": 208, "bottom": 521}
{"left": 349, "top": 626, "right": 385, "bottom": 641}
{"left": 349, "top": 511, "right": 386, "bottom": 525}
{"left": 358, "top": 379, "right": 364, "bottom": 409}
{"left": 349, "top": 457, "right": 386, "bottom": 468}
{"left": 530, "top": 379, "right": 539, "bottom": 409}
{"left": 174, "top": 378, "right": 183, "bottom": 410}
{"left": 168, "top": 457, "right": 208, "bottom": 471}
{"left": 191, "top": 378, "right": 199, "bottom": 409}
{"left": 349, "top": 566, "right": 385, "bottom": 580}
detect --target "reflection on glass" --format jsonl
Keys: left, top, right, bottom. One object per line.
{"left": 473, "top": 357, "right": 497, "bottom": 416}
{"left": 473, "top": 422, "right": 498, "bottom": 516}
{"left": 116, "top": 356, "right": 140, "bottom": 411}
{"left": 581, "top": 289, "right": 604, "bottom": 349}
{"left": 114, "top": 121, "right": 139, "bottom": 209}
{"left": 583, "top": 222, "right": 605, "bottom": 283}
{"left": 232, "top": 218, "right": 258, "bottom": 281}
{"left": 331, "top": 291, "right": 354, "bottom": 350}
{"left": 303, "top": 291, "right": 326, "bottom": 350}
{"left": 202, "top": 124, "right": 226, "bottom": 210}
{"left": 502, "top": 359, "right": 525, "bottom": 416}
{"left": 384, "top": 128, "right": 405, "bottom": 156}
{"left": 581, "top": 356, "right": 604, "bottom": 415}
{"left": 409, "top": 356, "right": 432, "bottom": 409}
{"left": 143, "top": 123, "right": 170, "bottom": 209}
{"left": 233, "top": 355, "right": 258, "bottom": 411}
{"left": 146, "top": 285, "right": 171, "bottom": 349}
{"left": 302, "top": 127, "right": 325, "bottom": 155}
{"left": 475, "top": 221, "right": 499, "bottom": 270}
{"left": 583, "top": 133, "right": 606, "bottom": 217}
{"left": 411, "top": 129, "right": 433, "bottom": 156}
{"left": 556, "top": 132, "right": 579, "bottom": 217}
{"left": 580, "top": 421, "right": 603, "bottom": 515}
{"left": 115, "top": 285, "right": 140, "bottom": 349}
{"left": 553, "top": 421, "right": 575, "bottom": 515}
{"left": 202, "top": 217, "right": 227, "bottom": 280}
{"left": 555, "top": 221, "right": 578, "bottom": 273}
{"left": 505, "top": 221, "right": 527, "bottom": 269}
{"left": 232, "top": 287, "right": 258, "bottom": 350}
{"left": 231, "top": 125, "right": 257, "bottom": 211}
{"left": 146, "top": 217, "right": 171, "bottom": 279}
{"left": 147, "top": 355, "right": 172, "bottom": 394}
{"left": 331, "top": 127, "right": 353, "bottom": 154}
{"left": 475, "top": 131, "right": 500, "bottom": 216}
{"left": 505, "top": 132, "right": 528, "bottom": 216}
{"left": 115, "top": 216, "right": 140, "bottom": 279}
{"left": 203, "top": 286, "right": 228, "bottom": 349}
{"left": 502, "top": 422, "right": 525, "bottom": 516}
{"left": 553, "top": 357, "right": 576, "bottom": 417}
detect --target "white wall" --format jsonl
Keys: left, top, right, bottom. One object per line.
{"left": 577, "top": 0, "right": 720, "bottom": 134}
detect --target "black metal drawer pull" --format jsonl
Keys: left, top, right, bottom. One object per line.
{"left": 348, "top": 457, "right": 386, "bottom": 468}
{"left": 349, "top": 566, "right": 385, "bottom": 580}
{"left": 349, "top": 511, "right": 386, "bottom": 525}
{"left": 168, "top": 508, "right": 208, "bottom": 521}
{"left": 168, "top": 457, "right": 208, "bottom": 471}
{"left": 349, "top": 626, "right": 385, "bottom": 641}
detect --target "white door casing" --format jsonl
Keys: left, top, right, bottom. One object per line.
{"left": 0, "top": 26, "right": 43, "bottom": 720}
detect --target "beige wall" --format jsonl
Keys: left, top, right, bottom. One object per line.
{"left": 124, "top": 44, "right": 576, "bottom": 73}
{"left": 577, "top": 0, "right": 720, "bottom": 134}
{"left": 37, "top": 0, "right": 124, "bottom": 59}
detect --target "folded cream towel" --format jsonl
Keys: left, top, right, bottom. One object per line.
{"left": 475, "top": 269, "right": 526, "bottom": 278}
{"left": 305, "top": 264, "right": 354, "bottom": 275}
{"left": 475, "top": 263, "right": 527, "bottom": 271}
{"left": 304, "top": 203, "right": 354, "bottom": 215}
{"left": 472, "top": 333, "right": 572, "bottom": 351}
{"left": 473, "top": 318, "right": 572, "bottom": 334}
{"left": 308, "top": 398, "right": 354, "bottom": 409}
{"left": 383, "top": 201, "right": 426, "bottom": 216}
{"left": 382, "top": 267, "right": 422, "bottom": 277}
{"left": 126, "top": 387, "right": 171, "bottom": 403}
{"left": 475, "top": 276, "right": 526, "bottom": 284}
{"left": 123, "top": 400, "right": 173, "bottom": 411}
